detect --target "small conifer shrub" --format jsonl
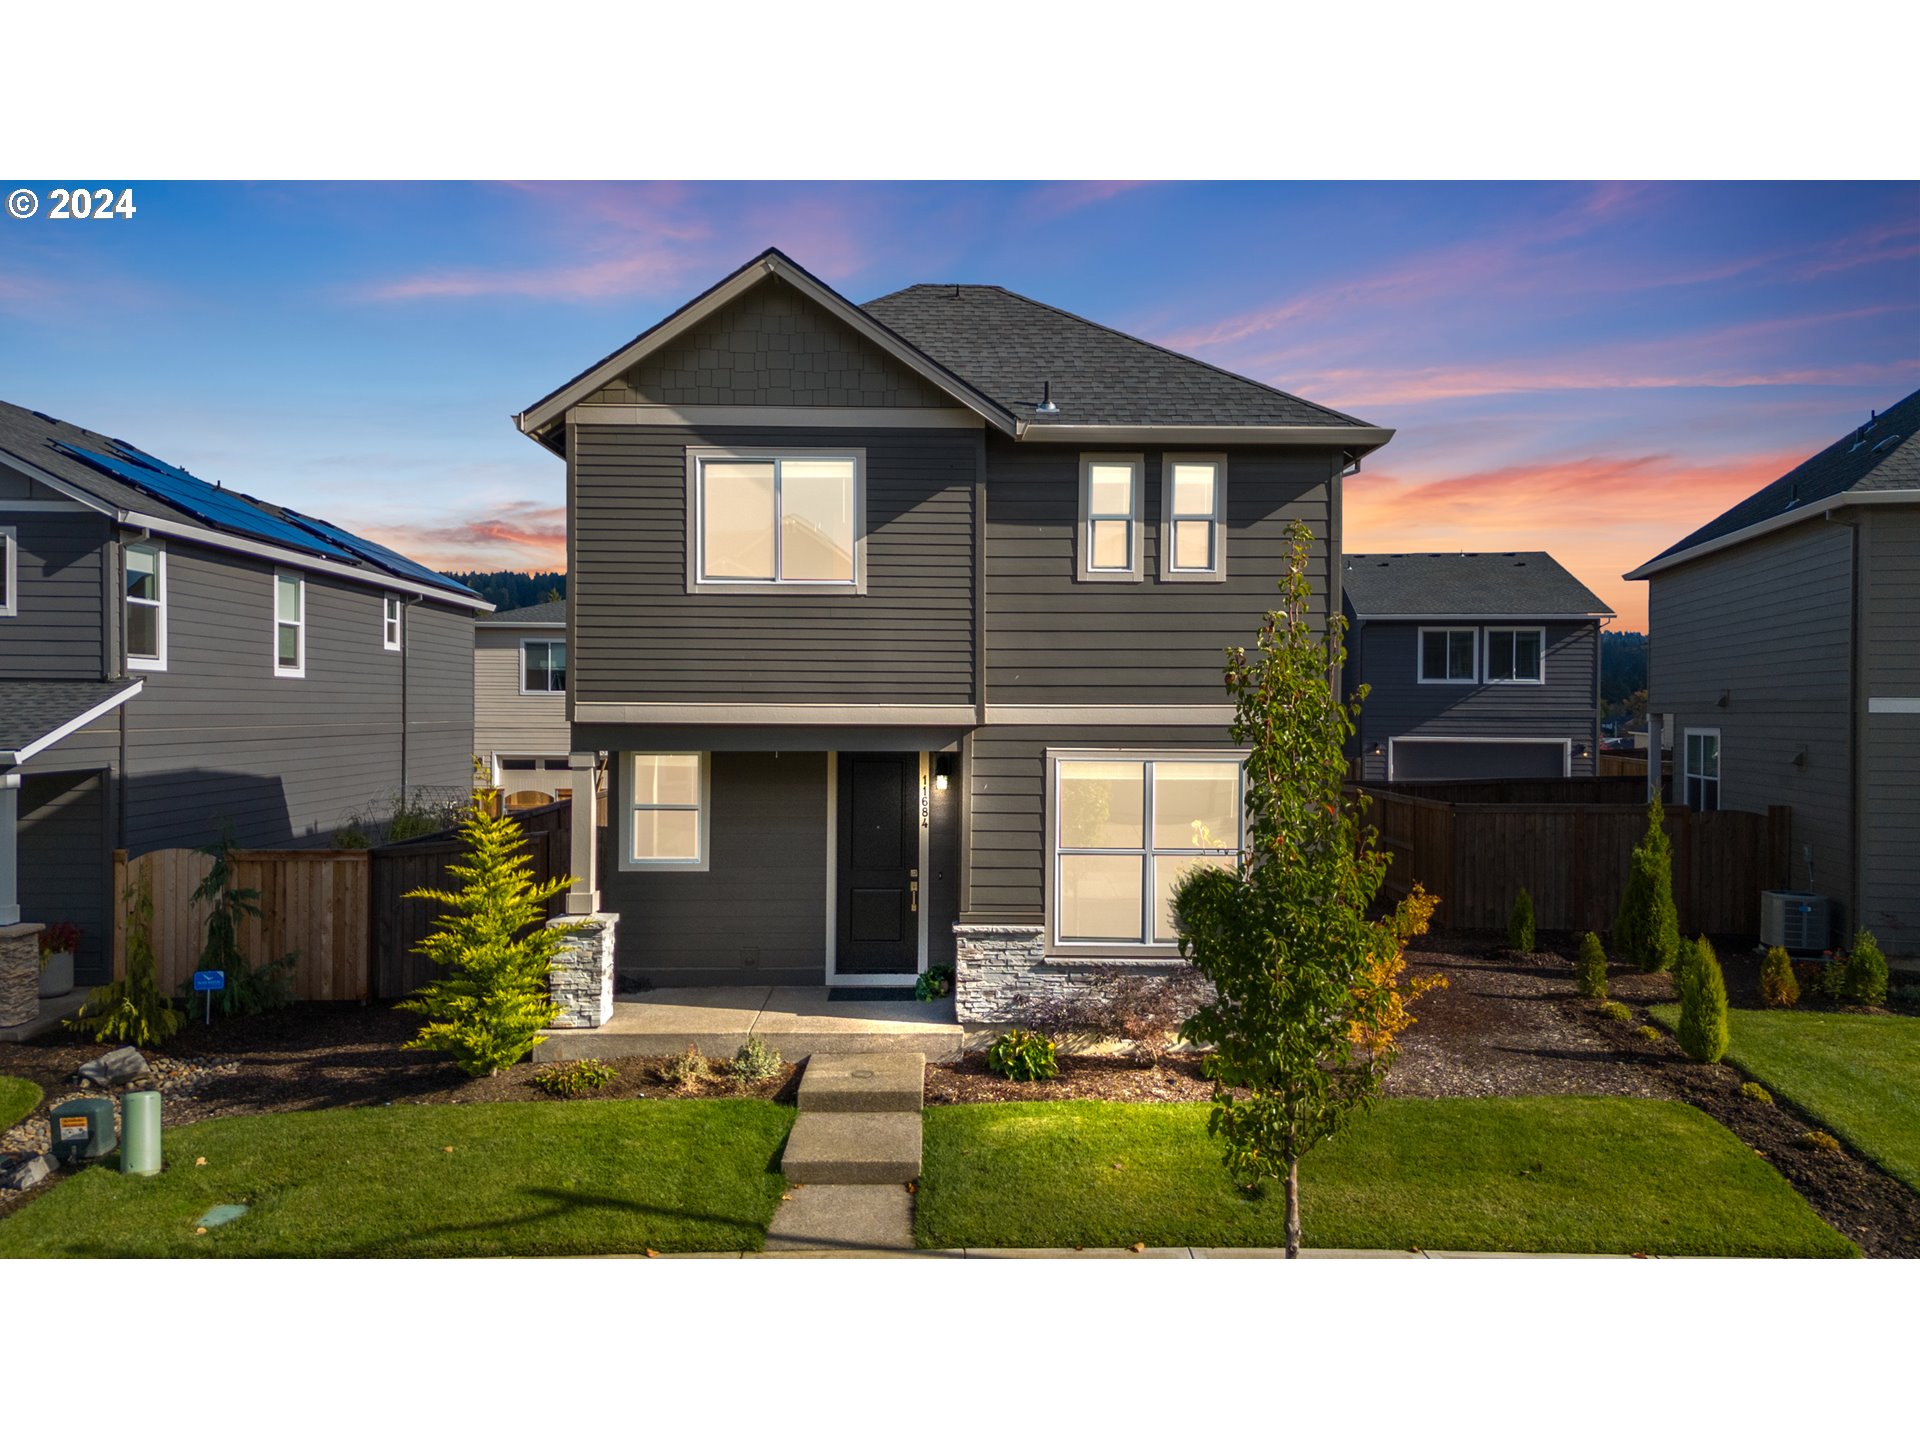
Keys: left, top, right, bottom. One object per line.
{"left": 1759, "top": 946, "right": 1800, "bottom": 1008}
{"left": 1677, "top": 935, "right": 1730, "bottom": 1063}
{"left": 1506, "top": 889, "right": 1536, "bottom": 954}
{"left": 1840, "top": 930, "right": 1889, "bottom": 1007}
{"left": 1797, "top": 1130, "right": 1841, "bottom": 1153}
{"left": 1614, "top": 794, "right": 1681, "bottom": 972}
{"left": 1575, "top": 932, "right": 1609, "bottom": 999}
{"left": 1740, "top": 1081, "right": 1773, "bottom": 1105}
{"left": 1635, "top": 1024, "right": 1663, "bottom": 1043}
{"left": 1597, "top": 1000, "right": 1632, "bottom": 1024}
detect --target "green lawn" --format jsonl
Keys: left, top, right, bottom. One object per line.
{"left": 0, "top": 1099, "right": 793, "bottom": 1257}
{"left": 0, "top": 1075, "right": 42, "bottom": 1131}
{"left": 917, "top": 1097, "right": 1854, "bottom": 1256}
{"left": 1652, "top": 1005, "right": 1920, "bottom": 1192}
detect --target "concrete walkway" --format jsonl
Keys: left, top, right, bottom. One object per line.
{"left": 538, "top": 987, "right": 963, "bottom": 1062}
{"left": 766, "top": 1052, "right": 926, "bottom": 1252}
{"left": 633, "top": 1247, "right": 1664, "bottom": 1259}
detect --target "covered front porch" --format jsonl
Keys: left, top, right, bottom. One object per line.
{"left": 537, "top": 984, "right": 963, "bottom": 1062}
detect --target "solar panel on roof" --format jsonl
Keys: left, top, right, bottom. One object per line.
{"left": 283, "top": 510, "right": 478, "bottom": 597}
{"left": 54, "top": 442, "right": 359, "bottom": 562}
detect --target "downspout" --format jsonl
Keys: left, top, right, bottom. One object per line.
{"left": 1826, "top": 508, "right": 1863, "bottom": 930}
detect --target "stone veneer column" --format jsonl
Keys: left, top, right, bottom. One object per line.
{"left": 546, "top": 913, "right": 616, "bottom": 1028}
{"left": 0, "top": 923, "right": 46, "bottom": 1028}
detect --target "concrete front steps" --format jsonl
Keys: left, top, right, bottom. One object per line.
{"left": 768, "top": 1052, "right": 926, "bottom": 1251}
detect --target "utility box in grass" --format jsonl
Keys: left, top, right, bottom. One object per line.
{"left": 49, "top": 1097, "right": 116, "bottom": 1163}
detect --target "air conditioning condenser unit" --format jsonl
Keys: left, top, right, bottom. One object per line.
{"left": 1760, "top": 891, "right": 1831, "bottom": 953}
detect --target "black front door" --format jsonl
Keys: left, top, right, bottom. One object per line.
{"left": 835, "top": 753, "right": 920, "bottom": 976}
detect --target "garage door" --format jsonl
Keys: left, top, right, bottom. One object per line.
{"left": 1390, "top": 739, "right": 1567, "bottom": 781}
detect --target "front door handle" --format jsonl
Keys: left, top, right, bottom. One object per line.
{"left": 909, "top": 879, "right": 919, "bottom": 914}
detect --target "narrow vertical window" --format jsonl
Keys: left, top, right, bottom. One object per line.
{"left": 1160, "top": 455, "right": 1226, "bottom": 580}
{"left": 623, "top": 752, "right": 709, "bottom": 869}
{"left": 125, "top": 542, "right": 166, "bottom": 671}
{"left": 0, "top": 525, "right": 16, "bottom": 618}
{"left": 383, "top": 594, "right": 402, "bottom": 651}
{"left": 1685, "top": 731, "right": 1720, "bottom": 812}
{"left": 1077, "top": 454, "right": 1144, "bottom": 581}
{"left": 274, "top": 570, "right": 305, "bottom": 677}
{"left": 521, "top": 638, "right": 567, "bottom": 694}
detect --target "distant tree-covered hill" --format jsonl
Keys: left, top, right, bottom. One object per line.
{"left": 447, "top": 570, "right": 566, "bottom": 612}
{"left": 1601, "top": 630, "right": 1647, "bottom": 705}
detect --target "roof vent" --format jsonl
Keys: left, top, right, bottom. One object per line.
{"left": 1873, "top": 434, "right": 1901, "bottom": 453}
{"left": 1035, "top": 381, "right": 1059, "bottom": 416}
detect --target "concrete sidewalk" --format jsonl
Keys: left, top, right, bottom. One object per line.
{"left": 538, "top": 986, "right": 964, "bottom": 1062}
{"left": 616, "top": 1246, "right": 1661, "bottom": 1260}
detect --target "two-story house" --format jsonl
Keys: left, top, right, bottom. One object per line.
{"left": 1341, "top": 551, "right": 1612, "bottom": 781}
{"left": 514, "top": 249, "right": 1392, "bottom": 1024}
{"left": 474, "top": 597, "right": 573, "bottom": 803}
{"left": 0, "top": 400, "right": 487, "bottom": 988}
{"left": 1627, "top": 384, "right": 1920, "bottom": 956}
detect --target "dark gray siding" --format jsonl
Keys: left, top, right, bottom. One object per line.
{"left": 598, "top": 749, "right": 830, "bottom": 987}
{"left": 18, "top": 769, "right": 111, "bottom": 984}
{"left": 1859, "top": 507, "right": 1920, "bottom": 954}
{"left": 983, "top": 440, "right": 1335, "bottom": 703}
{"left": 1647, "top": 521, "right": 1854, "bottom": 922}
{"left": 1348, "top": 618, "right": 1601, "bottom": 781}
{"left": 0, "top": 500, "right": 110, "bottom": 681}
{"left": 572, "top": 424, "right": 978, "bottom": 703}
{"left": 965, "top": 723, "right": 1237, "bottom": 923}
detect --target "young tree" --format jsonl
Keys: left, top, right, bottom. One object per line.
{"left": 1758, "top": 946, "right": 1799, "bottom": 1008}
{"left": 399, "top": 805, "right": 576, "bottom": 1077}
{"left": 1175, "top": 522, "right": 1440, "bottom": 1258}
{"left": 1575, "top": 931, "right": 1609, "bottom": 999}
{"left": 68, "top": 871, "right": 183, "bottom": 1047}
{"left": 190, "top": 834, "right": 296, "bottom": 1017}
{"left": 1614, "top": 794, "right": 1681, "bottom": 972}
{"left": 1841, "top": 930, "right": 1889, "bottom": 1007}
{"left": 1676, "top": 935, "right": 1730, "bottom": 1063}
{"left": 1506, "top": 888, "right": 1536, "bottom": 954}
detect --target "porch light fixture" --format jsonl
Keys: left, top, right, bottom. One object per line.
{"left": 1367, "top": 742, "right": 1385, "bottom": 757}
{"left": 1574, "top": 743, "right": 1590, "bottom": 760}
{"left": 934, "top": 753, "right": 958, "bottom": 792}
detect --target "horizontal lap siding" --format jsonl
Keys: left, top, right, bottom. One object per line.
{"left": 966, "top": 724, "right": 1237, "bottom": 924}
{"left": 1861, "top": 508, "right": 1920, "bottom": 954}
{"left": 1, "top": 507, "right": 109, "bottom": 679}
{"left": 984, "top": 440, "right": 1333, "bottom": 703}
{"left": 475, "top": 629, "right": 569, "bottom": 757}
{"left": 1351, "top": 620, "right": 1600, "bottom": 781}
{"left": 573, "top": 425, "right": 977, "bottom": 703}
{"left": 403, "top": 600, "right": 477, "bottom": 792}
{"left": 1649, "top": 522, "right": 1855, "bottom": 926}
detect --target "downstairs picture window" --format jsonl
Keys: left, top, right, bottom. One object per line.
{"left": 1052, "top": 753, "right": 1243, "bottom": 948}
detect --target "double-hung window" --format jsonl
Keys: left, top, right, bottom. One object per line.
{"left": 1077, "top": 454, "right": 1144, "bottom": 581}
{"left": 0, "top": 525, "right": 16, "bottom": 618}
{"left": 622, "top": 752, "right": 709, "bottom": 870}
{"left": 273, "top": 570, "right": 305, "bottom": 678}
{"left": 1051, "top": 752, "right": 1244, "bottom": 949}
{"left": 1418, "top": 627, "right": 1478, "bottom": 683}
{"left": 521, "top": 638, "right": 566, "bottom": 694}
{"left": 1485, "top": 627, "right": 1544, "bottom": 683}
{"left": 383, "top": 594, "right": 402, "bottom": 651}
{"left": 1160, "top": 455, "right": 1226, "bottom": 580}
{"left": 125, "top": 542, "right": 166, "bottom": 671}
{"left": 688, "top": 449, "right": 863, "bottom": 593}
{"left": 1684, "top": 730, "right": 1721, "bottom": 812}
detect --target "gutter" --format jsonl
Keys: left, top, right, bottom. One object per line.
{"left": 1346, "top": 611, "right": 1614, "bottom": 622}
{"left": 1009, "top": 423, "right": 1395, "bottom": 449}
{"left": 1625, "top": 488, "right": 1920, "bottom": 580}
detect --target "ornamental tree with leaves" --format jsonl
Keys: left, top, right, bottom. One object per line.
{"left": 190, "top": 834, "right": 296, "bottom": 1017}
{"left": 1174, "top": 521, "right": 1441, "bottom": 1258}
{"left": 400, "top": 804, "right": 577, "bottom": 1077}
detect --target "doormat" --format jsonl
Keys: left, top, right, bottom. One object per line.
{"left": 828, "top": 987, "right": 918, "bottom": 1003}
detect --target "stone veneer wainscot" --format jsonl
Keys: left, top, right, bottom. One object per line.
{"left": 0, "top": 923, "right": 46, "bottom": 1028}
{"left": 952, "top": 922, "right": 1196, "bottom": 1026}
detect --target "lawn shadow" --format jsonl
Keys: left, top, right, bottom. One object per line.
{"left": 339, "top": 1185, "right": 772, "bottom": 1257}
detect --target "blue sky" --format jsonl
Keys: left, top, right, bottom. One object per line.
{"left": 2, "top": 179, "right": 1915, "bottom": 626}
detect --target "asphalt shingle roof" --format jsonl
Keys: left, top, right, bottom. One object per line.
{"left": 479, "top": 599, "right": 567, "bottom": 625}
{"left": 0, "top": 680, "right": 142, "bottom": 758}
{"left": 0, "top": 400, "right": 481, "bottom": 603}
{"left": 1639, "top": 385, "right": 1920, "bottom": 569}
{"left": 1342, "top": 552, "right": 1613, "bottom": 619}
{"left": 862, "top": 284, "right": 1378, "bottom": 430}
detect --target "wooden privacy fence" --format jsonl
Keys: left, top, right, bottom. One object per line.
{"left": 1355, "top": 785, "right": 1791, "bottom": 936}
{"left": 113, "top": 847, "right": 370, "bottom": 1001}
{"left": 369, "top": 800, "right": 572, "bottom": 1000}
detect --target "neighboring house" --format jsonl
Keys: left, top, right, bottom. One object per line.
{"left": 1341, "top": 551, "right": 1613, "bottom": 781}
{"left": 0, "top": 400, "right": 488, "bottom": 984}
{"left": 474, "top": 597, "right": 572, "bottom": 801}
{"left": 1627, "top": 384, "right": 1920, "bottom": 957}
{"left": 513, "top": 247, "right": 1392, "bottom": 1021}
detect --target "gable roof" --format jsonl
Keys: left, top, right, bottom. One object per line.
{"left": 1342, "top": 551, "right": 1613, "bottom": 619}
{"left": 477, "top": 598, "right": 566, "bottom": 627}
{"left": 516, "top": 248, "right": 1392, "bottom": 452}
{"left": 862, "top": 283, "right": 1375, "bottom": 432}
{"left": 0, "top": 400, "right": 485, "bottom": 608}
{"left": 1626, "top": 385, "right": 1920, "bottom": 579}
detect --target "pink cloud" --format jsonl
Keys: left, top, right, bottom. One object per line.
{"left": 359, "top": 501, "right": 567, "bottom": 570}
{"left": 1024, "top": 180, "right": 1156, "bottom": 219}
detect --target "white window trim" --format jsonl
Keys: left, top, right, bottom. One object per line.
{"left": 1683, "top": 727, "right": 1722, "bottom": 813}
{"left": 0, "top": 525, "right": 15, "bottom": 618}
{"left": 1483, "top": 626, "right": 1547, "bottom": 685}
{"left": 618, "top": 750, "right": 711, "bottom": 872}
{"left": 1158, "top": 453, "right": 1227, "bottom": 582}
{"left": 519, "top": 637, "right": 566, "bottom": 696}
{"left": 1417, "top": 626, "right": 1479, "bottom": 684}
{"left": 273, "top": 568, "right": 305, "bottom": 679}
{"left": 1044, "top": 747, "right": 1248, "bottom": 956}
{"left": 684, "top": 446, "right": 867, "bottom": 596}
{"left": 383, "top": 593, "right": 402, "bottom": 652}
{"left": 125, "top": 541, "right": 167, "bottom": 672}
{"left": 1076, "top": 453, "right": 1145, "bottom": 583}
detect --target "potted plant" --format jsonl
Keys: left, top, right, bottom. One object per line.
{"left": 38, "top": 922, "right": 80, "bottom": 998}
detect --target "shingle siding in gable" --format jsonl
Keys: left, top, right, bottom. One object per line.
{"left": 571, "top": 423, "right": 978, "bottom": 704}
{"left": 983, "top": 438, "right": 1333, "bottom": 703}
{"left": 586, "top": 278, "right": 956, "bottom": 410}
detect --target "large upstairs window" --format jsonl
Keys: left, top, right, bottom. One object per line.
{"left": 1485, "top": 627, "right": 1545, "bottom": 683}
{"left": 688, "top": 449, "right": 863, "bottom": 594}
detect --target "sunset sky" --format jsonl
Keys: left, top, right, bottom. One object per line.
{"left": 2, "top": 180, "right": 1914, "bottom": 629}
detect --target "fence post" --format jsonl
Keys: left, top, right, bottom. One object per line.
{"left": 111, "top": 849, "right": 127, "bottom": 980}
